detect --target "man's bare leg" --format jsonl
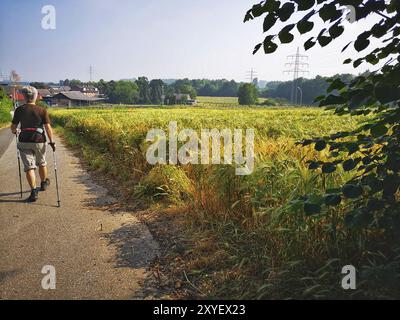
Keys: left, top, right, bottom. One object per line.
{"left": 39, "top": 165, "right": 48, "bottom": 182}
{"left": 26, "top": 169, "right": 36, "bottom": 190}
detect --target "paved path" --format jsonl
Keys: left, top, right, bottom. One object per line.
{"left": 0, "top": 134, "right": 159, "bottom": 299}
{"left": 0, "top": 128, "right": 13, "bottom": 159}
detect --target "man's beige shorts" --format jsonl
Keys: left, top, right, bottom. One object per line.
{"left": 17, "top": 142, "right": 47, "bottom": 172}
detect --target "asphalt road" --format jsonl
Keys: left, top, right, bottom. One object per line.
{"left": 0, "top": 134, "right": 159, "bottom": 299}
{"left": 0, "top": 128, "right": 13, "bottom": 159}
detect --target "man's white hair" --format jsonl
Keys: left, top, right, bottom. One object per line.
{"left": 21, "top": 86, "right": 38, "bottom": 103}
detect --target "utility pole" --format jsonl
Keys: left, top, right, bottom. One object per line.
{"left": 246, "top": 68, "right": 258, "bottom": 83}
{"left": 284, "top": 47, "right": 309, "bottom": 105}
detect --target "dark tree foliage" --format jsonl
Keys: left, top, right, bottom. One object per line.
{"left": 136, "top": 77, "right": 151, "bottom": 104}
{"left": 173, "top": 79, "right": 198, "bottom": 99}
{"left": 108, "top": 80, "right": 139, "bottom": 104}
{"left": 149, "top": 79, "right": 165, "bottom": 104}
{"left": 264, "top": 74, "right": 355, "bottom": 104}
{"left": 245, "top": 0, "right": 400, "bottom": 232}
{"left": 238, "top": 83, "right": 259, "bottom": 105}
{"left": 174, "top": 79, "right": 239, "bottom": 97}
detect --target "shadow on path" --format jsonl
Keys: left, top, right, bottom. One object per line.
{"left": 103, "top": 223, "right": 159, "bottom": 269}
{"left": 70, "top": 171, "right": 159, "bottom": 271}
{"left": 0, "top": 190, "right": 59, "bottom": 208}
{"left": 0, "top": 269, "right": 21, "bottom": 284}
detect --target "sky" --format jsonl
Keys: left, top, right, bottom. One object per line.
{"left": 0, "top": 0, "right": 383, "bottom": 83}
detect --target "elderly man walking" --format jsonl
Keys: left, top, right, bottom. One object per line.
{"left": 11, "top": 86, "right": 56, "bottom": 202}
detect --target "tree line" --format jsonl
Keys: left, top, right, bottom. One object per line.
{"left": 52, "top": 73, "right": 363, "bottom": 105}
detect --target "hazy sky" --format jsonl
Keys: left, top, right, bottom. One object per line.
{"left": 0, "top": 0, "right": 382, "bottom": 82}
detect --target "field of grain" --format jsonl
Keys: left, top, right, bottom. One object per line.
{"left": 196, "top": 96, "right": 240, "bottom": 105}
{"left": 50, "top": 106, "right": 394, "bottom": 299}
{"left": 196, "top": 96, "right": 270, "bottom": 107}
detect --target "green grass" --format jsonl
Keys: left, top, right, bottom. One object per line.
{"left": 197, "top": 96, "right": 240, "bottom": 105}
{"left": 50, "top": 106, "right": 399, "bottom": 299}
{"left": 0, "top": 96, "right": 12, "bottom": 128}
{"left": 196, "top": 96, "right": 270, "bottom": 107}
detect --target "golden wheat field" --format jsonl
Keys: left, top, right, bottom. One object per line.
{"left": 51, "top": 106, "right": 361, "bottom": 210}
{"left": 50, "top": 106, "right": 391, "bottom": 299}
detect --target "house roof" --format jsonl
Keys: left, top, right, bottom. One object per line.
{"left": 37, "top": 89, "right": 52, "bottom": 97}
{"left": 12, "top": 93, "right": 25, "bottom": 101}
{"left": 49, "top": 86, "right": 71, "bottom": 94}
{"left": 52, "top": 91, "right": 105, "bottom": 101}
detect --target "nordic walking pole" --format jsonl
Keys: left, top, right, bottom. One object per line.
{"left": 15, "top": 133, "right": 23, "bottom": 198}
{"left": 13, "top": 88, "right": 23, "bottom": 198}
{"left": 52, "top": 148, "right": 61, "bottom": 207}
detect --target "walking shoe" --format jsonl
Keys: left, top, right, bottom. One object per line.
{"left": 27, "top": 189, "right": 38, "bottom": 202}
{"left": 40, "top": 178, "right": 51, "bottom": 191}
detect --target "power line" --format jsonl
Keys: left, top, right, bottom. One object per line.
{"left": 245, "top": 68, "right": 258, "bottom": 83}
{"left": 284, "top": 47, "right": 309, "bottom": 105}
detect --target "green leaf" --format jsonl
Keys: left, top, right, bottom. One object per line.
{"left": 354, "top": 38, "right": 370, "bottom": 51}
{"left": 279, "top": 24, "right": 295, "bottom": 43}
{"left": 297, "top": 0, "right": 315, "bottom": 11}
{"left": 374, "top": 83, "right": 400, "bottom": 103}
{"left": 329, "top": 22, "right": 344, "bottom": 39}
{"left": 264, "top": 0, "right": 281, "bottom": 12}
{"left": 327, "top": 78, "right": 346, "bottom": 92}
{"left": 341, "top": 41, "right": 352, "bottom": 52}
{"left": 361, "top": 175, "right": 383, "bottom": 193}
{"left": 342, "top": 159, "right": 357, "bottom": 171}
{"left": 367, "top": 198, "right": 385, "bottom": 211}
{"left": 349, "top": 90, "right": 370, "bottom": 109}
{"left": 370, "top": 124, "right": 388, "bottom": 138}
{"left": 345, "top": 209, "right": 373, "bottom": 228}
{"left": 353, "top": 59, "right": 363, "bottom": 68}
{"left": 278, "top": 2, "right": 295, "bottom": 21}
{"left": 365, "top": 53, "right": 379, "bottom": 65}
{"left": 371, "top": 23, "right": 387, "bottom": 38}
{"left": 345, "top": 142, "right": 359, "bottom": 155}
{"left": 361, "top": 156, "right": 372, "bottom": 165}
{"left": 319, "top": 94, "right": 346, "bottom": 106}
{"left": 309, "top": 161, "right": 320, "bottom": 169}
{"left": 253, "top": 43, "right": 262, "bottom": 55}
{"left": 314, "top": 140, "right": 326, "bottom": 151}
{"left": 307, "top": 193, "right": 324, "bottom": 205}
{"left": 263, "top": 14, "right": 277, "bottom": 32}
{"left": 263, "top": 36, "right": 278, "bottom": 54}
{"left": 304, "top": 202, "right": 321, "bottom": 215}
{"left": 383, "top": 174, "right": 400, "bottom": 197}
{"left": 342, "top": 184, "right": 363, "bottom": 199}
{"left": 297, "top": 19, "right": 314, "bottom": 34}
{"left": 322, "top": 163, "right": 336, "bottom": 173}
{"left": 251, "top": 3, "right": 268, "bottom": 18}
{"left": 304, "top": 37, "right": 316, "bottom": 50}
{"left": 324, "top": 194, "right": 342, "bottom": 206}
{"left": 301, "top": 139, "right": 313, "bottom": 146}
{"left": 318, "top": 35, "right": 332, "bottom": 47}
{"left": 279, "top": 31, "right": 294, "bottom": 43}
{"left": 243, "top": 9, "right": 253, "bottom": 22}
{"left": 319, "top": 3, "right": 339, "bottom": 22}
